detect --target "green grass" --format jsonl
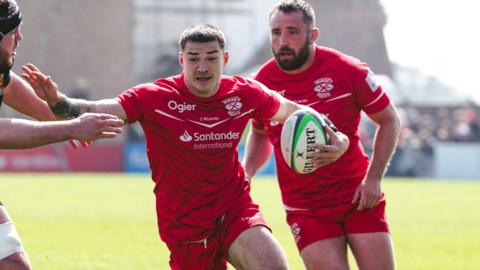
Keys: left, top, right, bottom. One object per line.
{"left": 0, "top": 174, "right": 479, "bottom": 269}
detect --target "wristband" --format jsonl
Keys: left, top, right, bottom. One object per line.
{"left": 50, "top": 99, "right": 81, "bottom": 118}
{"left": 323, "top": 115, "right": 338, "bottom": 132}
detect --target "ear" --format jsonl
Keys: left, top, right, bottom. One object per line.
{"left": 223, "top": 51, "right": 229, "bottom": 66}
{"left": 309, "top": 28, "right": 320, "bottom": 44}
{"left": 178, "top": 51, "right": 184, "bottom": 67}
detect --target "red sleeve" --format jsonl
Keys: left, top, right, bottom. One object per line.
{"left": 352, "top": 64, "right": 391, "bottom": 114}
{"left": 248, "top": 79, "right": 281, "bottom": 121}
{"left": 116, "top": 84, "right": 153, "bottom": 123}
{"left": 252, "top": 119, "right": 265, "bottom": 130}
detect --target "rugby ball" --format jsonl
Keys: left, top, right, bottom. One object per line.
{"left": 280, "top": 109, "right": 328, "bottom": 174}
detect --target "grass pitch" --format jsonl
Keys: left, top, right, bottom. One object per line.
{"left": 0, "top": 174, "right": 479, "bottom": 269}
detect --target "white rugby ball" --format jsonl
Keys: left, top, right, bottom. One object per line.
{"left": 280, "top": 109, "right": 328, "bottom": 174}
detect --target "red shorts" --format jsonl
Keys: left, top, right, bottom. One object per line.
{"left": 286, "top": 197, "right": 390, "bottom": 251}
{"left": 166, "top": 193, "right": 270, "bottom": 270}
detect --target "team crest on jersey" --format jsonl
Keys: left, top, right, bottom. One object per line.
{"left": 314, "top": 77, "right": 334, "bottom": 98}
{"left": 222, "top": 96, "right": 243, "bottom": 116}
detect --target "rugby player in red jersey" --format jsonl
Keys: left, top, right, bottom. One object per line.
{"left": 243, "top": 1, "right": 400, "bottom": 269}
{"left": 0, "top": 1, "right": 123, "bottom": 269}
{"left": 23, "top": 23, "right": 349, "bottom": 270}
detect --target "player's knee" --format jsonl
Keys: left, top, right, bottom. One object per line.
{"left": 243, "top": 254, "right": 287, "bottom": 270}
{"left": 302, "top": 257, "right": 348, "bottom": 270}
{"left": 255, "top": 239, "right": 288, "bottom": 270}
{"left": 265, "top": 257, "right": 288, "bottom": 270}
{"left": 229, "top": 227, "right": 288, "bottom": 270}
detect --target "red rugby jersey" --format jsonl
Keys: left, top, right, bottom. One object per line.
{"left": 253, "top": 45, "right": 391, "bottom": 209}
{"left": 117, "top": 74, "right": 280, "bottom": 244}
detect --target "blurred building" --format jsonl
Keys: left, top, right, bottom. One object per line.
{"left": 242, "top": 0, "right": 392, "bottom": 77}
{"left": 133, "top": 0, "right": 266, "bottom": 82}
{"left": 14, "top": 0, "right": 133, "bottom": 102}
{"left": 134, "top": 0, "right": 391, "bottom": 81}
{"left": 8, "top": 0, "right": 390, "bottom": 104}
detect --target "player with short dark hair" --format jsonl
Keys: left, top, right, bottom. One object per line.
{"left": 243, "top": 1, "right": 400, "bottom": 269}
{"left": 23, "top": 23, "right": 349, "bottom": 270}
{"left": 0, "top": 1, "right": 123, "bottom": 269}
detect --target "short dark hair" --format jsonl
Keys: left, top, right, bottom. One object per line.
{"left": 178, "top": 24, "right": 226, "bottom": 51}
{"left": 269, "top": 0, "right": 316, "bottom": 29}
{"left": 0, "top": 0, "right": 18, "bottom": 18}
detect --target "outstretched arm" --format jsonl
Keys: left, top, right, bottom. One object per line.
{"left": 0, "top": 113, "right": 123, "bottom": 149}
{"left": 2, "top": 72, "right": 56, "bottom": 121}
{"left": 21, "top": 63, "right": 127, "bottom": 121}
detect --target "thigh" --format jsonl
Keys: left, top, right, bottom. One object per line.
{"left": 228, "top": 226, "right": 287, "bottom": 270}
{"left": 0, "top": 252, "right": 32, "bottom": 270}
{"left": 344, "top": 199, "right": 389, "bottom": 235}
{"left": 300, "top": 236, "right": 349, "bottom": 270}
{"left": 286, "top": 210, "right": 345, "bottom": 252}
{"left": 347, "top": 232, "right": 395, "bottom": 270}
{"left": 167, "top": 237, "right": 227, "bottom": 270}
{"left": 222, "top": 191, "right": 287, "bottom": 269}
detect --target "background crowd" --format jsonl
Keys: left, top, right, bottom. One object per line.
{"left": 361, "top": 103, "right": 480, "bottom": 177}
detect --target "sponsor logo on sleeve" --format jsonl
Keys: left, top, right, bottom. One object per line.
{"left": 365, "top": 70, "right": 380, "bottom": 92}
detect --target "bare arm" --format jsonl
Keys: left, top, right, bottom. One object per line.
{"left": 242, "top": 125, "right": 273, "bottom": 180}
{"left": 241, "top": 90, "right": 299, "bottom": 180}
{"left": 268, "top": 92, "right": 304, "bottom": 124}
{"left": 366, "top": 104, "right": 400, "bottom": 181}
{"left": 352, "top": 104, "right": 401, "bottom": 210}
{"left": 53, "top": 96, "right": 128, "bottom": 121}
{"left": 0, "top": 114, "right": 123, "bottom": 149}
{"left": 2, "top": 73, "right": 56, "bottom": 121}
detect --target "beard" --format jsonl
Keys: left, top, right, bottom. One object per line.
{"left": 0, "top": 47, "right": 13, "bottom": 72}
{"left": 273, "top": 36, "right": 310, "bottom": 71}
